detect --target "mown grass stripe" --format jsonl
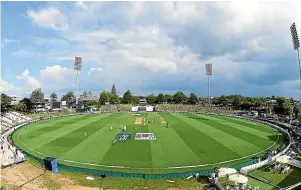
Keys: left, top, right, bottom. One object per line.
{"left": 24, "top": 115, "right": 93, "bottom": 139}
{"left": 161, "top": 113, "right": 241, "bottom": 163}
{"left": 191, "top": 115, "right": 275, "bottom": 149}
{"left": 60, "top": 124, "right": 115, "bottom": 162}
{"left": 100, "top": 118, "right": 152, "bottom": 167}
{"left": 201, "top": 115, "right": 275, "bottom": 139}
{"left": 39, "top": 115, "right": 119, "bottom": 157}
{"left": 149, "top": 122, "right": 200, "bottom": 167}
{"left": 173, "top": 114, "right": 262, "bottom": 156}
{"left": 25, "top": 114, "right": 110, "bottom": 149}
{"left": 214, "top": 116, "right": 272, "bottom": 133}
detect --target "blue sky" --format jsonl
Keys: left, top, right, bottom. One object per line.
{"left": 1, "top": 1, "right": 301, "bottom": 99}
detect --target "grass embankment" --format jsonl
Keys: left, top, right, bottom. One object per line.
{"left": 249, "top": 163, "right": 301, "bottom": 189}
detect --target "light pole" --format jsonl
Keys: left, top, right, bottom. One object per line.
{"left": 290, "top": 23, "right": 301, "bottom": 123}
{"left": 74, "top": 57, "right": 82, "bottom": 106}
{"left": 205, "top": 63, "right": 212, "bottom": 107}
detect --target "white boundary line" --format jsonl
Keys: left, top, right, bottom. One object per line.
{"left": 14, "top": 112, "right": 283, "bottom": 170}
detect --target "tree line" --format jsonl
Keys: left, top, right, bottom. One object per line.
{"left": 1, "top": 83, "right": 299, "bottom": 117}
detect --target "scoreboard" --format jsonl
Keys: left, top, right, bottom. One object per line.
{"left": 50, "top": 101, "right": 61, "bottom": 109}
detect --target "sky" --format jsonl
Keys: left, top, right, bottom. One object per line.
{"left": 1, "top": 1, "right": 301, "bottom": 100}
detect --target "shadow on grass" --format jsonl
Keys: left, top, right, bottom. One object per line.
{"left": 266, "top": 135, "right": 281, "bottom": 142}
{"left": 187, "top": 115, "right": 210, "bottom": 121}
{"left": 276, "top": 167, "right": 301, "bottom": 188}
{"left": 251, "top": 165, "right": 301, "bottom": 190}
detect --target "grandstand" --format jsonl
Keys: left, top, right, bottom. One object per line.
{"left": 1, "top": 111, "right": 30, "bottom": 168}
{"left": 155, "top": 104, "right": 236, "bottom": 115}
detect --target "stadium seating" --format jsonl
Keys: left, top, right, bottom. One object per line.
{"left": 99, "top": 104, "right": 132, "bottom": 112}
{"left": 155, "top": 104, "right": 236, "bottom": 115}
{"left": 1, "top": 111, "right": 30, "bottom": 168}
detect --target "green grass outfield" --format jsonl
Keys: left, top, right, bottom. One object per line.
{"left": 12, "top": 112, "right": 286, "bottom": 174}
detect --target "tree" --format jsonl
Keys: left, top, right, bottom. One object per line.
{"left": 164, "top": 94, "right": 172, "bottom": 103}
{"left": 1, "top": 93, "right": 12, "bottom": 112}
{"left": 30, "top": 88, "right": 45, "bottom": 110}
{"left": 172, "top": 91, "right": 186, "bottom": 104}
{"left": 274, "top": 97, "right": 292, "bottom": 116}
{"left": 132, "top": 96, "right": 140, "bottom": 105}
{"left": 14, "top": 102, "right": 27, "bottom": 112}
{"left": 188, "top": 93, "right": 198, "bottom": 104}
{"left": 61, "top": 91, "right": 75, "bottom": 108}
{"left": 50, "top": 92, "right": 58, "bottom": 101}
{"left": 146, "top": 94, "right": 156, "bottom": 104}
{"left": 199, "top": 97, "right": 207, "bottom": 104}
{"left": 283, "top": 100, "right": 293, "bottom": 116}
{"left": 110, "top": 93, "right": 120, "bottom": 104}
{"left": 122, "top": 90, "right": 133, "bottom": 104}
{"left": 99, "top": 91, "right": 110, "bottom": 105}
{"left": 293, "top": 105, "right": 300, "bottom": 118}
{"left": 232, "top": 95, "right": 242, "bottom": 109}
{"left": 217, "top": 95, "right": 227, "bottom": 106}
{"left": 156, "top": 93, "right": 165, "bottom": 104}
{"left": 111, "top": 83, "right": 117, "bottom": 95}
{"left": 20, "top": 98, "right": 34, "bottom": 111}
{"left": 87, "top": 100, "right": 99, "bottom": 106}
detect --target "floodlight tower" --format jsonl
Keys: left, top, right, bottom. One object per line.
{"left": 205, "top": 63, "right": 212, "bottom": 107}
{"left": 74, "top": 57, "right": 82, "bottom": 105}
{"left": 290, "top": 23, "right": 301, "bottom": 123}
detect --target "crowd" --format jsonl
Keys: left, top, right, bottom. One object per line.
{"left": 1, "top": 112, "right": 29, "bottom": 168}
{"left": 27, "top": 110, "right": 76, "bottom": 120}
{"left": 1, "top": 111, "right": 31, "bottom": 135}
{"left": 99, "top": 104, "right": 132, "bottom": 112}
{"left": 155, "top": 104, "right": 237, "bottom": 115}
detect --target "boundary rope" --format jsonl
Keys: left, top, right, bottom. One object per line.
{"left": 14, "top": 112, "right": 283, "bottom": 170}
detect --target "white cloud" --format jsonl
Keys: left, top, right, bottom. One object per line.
{"left": 17, "top": 69, "right": 41, "bottom": 90}
{"left": 12, "top": 49, "right": 37, "bottom": 57}
{"left": 88, "top": 67, "right": 103, "bottom": 75}
{"left": 40, "top": 65, "right": 74, "bottom": 81}
{"left": 58, "top": 25, "right": 199, "bottom": 74}
{"left": 0, "top": 80, "right": 17, "bottom": 93}
{"left": 7, "top": 1, "right": 301, "bottom": 98}
{"left": 1, "top": 39, "right": 19, "bottom": 49}
{"left": 27, "top": 7, "right": 68, "bottom": 30}
{"left": 75, "top": 1, "right": 88, "bottom": 10}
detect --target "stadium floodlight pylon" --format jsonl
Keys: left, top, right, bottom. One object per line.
{"left": 290, "top": 23, "right": 301, "bottom": 124}
{"left": 205, "top": 63, "right": 212, "bottom": 107}
{"left": 74, "top": 57, "right": 82, "bottom": 105}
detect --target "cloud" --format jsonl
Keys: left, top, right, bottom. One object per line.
{"left": 27, "top": 7, "right": 68, "bottom": 30}
{"left": 5, "top": 1, "right": 301, "bottom": 98}
{"left": 40, "top": 65, "right": 75, "bottom": 81}
{"left": 17, "top": 69, "right": 42, "bottom": 90}
{"left": 88, "top": 67, "right": 103, "bottom": 75}
{"left": 0, "top": 80, "right": 17, "bottom": 93}
{"left": 1, "top": 39, "right": 20, "bottom": 49}
{"left": 11, "top": 49, "right": 37, "bottom": 57}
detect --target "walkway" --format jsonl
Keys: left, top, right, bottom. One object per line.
{"left": 288, "top": 159, "right": 301, "bottom": 169}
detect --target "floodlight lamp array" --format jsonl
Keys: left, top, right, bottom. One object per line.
{"left": 290, "top": 23, "right": 300, "bottom": 50}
